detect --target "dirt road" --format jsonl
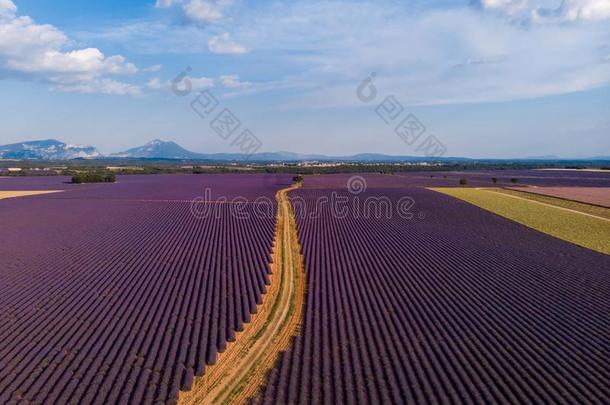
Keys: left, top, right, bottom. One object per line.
{"left": 0, "top": 190, "right": 62, "bottom": 200}
{"left": 179, "top": 184, "right": 306, "bottom": 404}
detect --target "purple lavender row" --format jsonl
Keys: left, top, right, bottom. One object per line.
{"left": 255, "top": 183, "right": 610, "bottom": 404}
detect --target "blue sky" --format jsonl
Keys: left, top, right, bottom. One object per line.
{"left": 0, "top": 0, "right": 609, "bottom": 158}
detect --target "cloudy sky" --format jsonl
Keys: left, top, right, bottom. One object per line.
{"left": 0, "top": 0, "right": 609, "bottom": 157}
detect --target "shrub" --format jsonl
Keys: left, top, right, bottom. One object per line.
{"left": 293, "top": 175, "right": 304, "bottom": 184}
{"left": 72, "top": 172, "right": 116, "bottom": 184}
{"left": 492, "top": 177, "right": 498, "bottom": 184}
{"left": 459, "top": 178, "right": 467, "bottom": 185}
{"left": 510, "top": 178, "right": 519, "bottom": 184}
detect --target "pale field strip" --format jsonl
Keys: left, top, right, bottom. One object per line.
{"left": 0, "top": 190, "right": 63, "bottom": 200}
{"left": 506, "top": 186, "right": 610, "bottom": 208}
{"left": 534, "top": 168, "right": 610, "bottom": 173}
{"left": 179, "top": 184, "right": 306, "bottom": 404}
{"left": 480, "top": 188, "right": 610, "bottom": 222}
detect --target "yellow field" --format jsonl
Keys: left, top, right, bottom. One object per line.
{"left": 0, "top": 190, "right": 63, "bottom": 200}
{"left": 431, "top": 188, "right": 610, "bottom": 255}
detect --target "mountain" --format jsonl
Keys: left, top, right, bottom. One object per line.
{"left": 0, "top": 139, "right": 101, "bottom": 160}
{"left": 3, "top": 138, "right": 609, "bottom": 163}
{"left": 111, "top": 139, "right": 205, "bottom": 159}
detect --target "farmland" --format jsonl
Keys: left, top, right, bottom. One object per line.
{"left": 255, "top": 172, "right": 610, "bottom": 404}
{"left": 1, "top": 169, "right": 609, "bottom": 404}
{"left": 181, "top": 183, "right": 306, "bottom": 403}
{"left": 432, "top": 187, "right": 610, "bottom": 254}
{"left": 0, "top": 174, "right": 291, "bottom": 404}
{"left": 497, "top": 188, "right": 610, "bottom": 220}
{"left": 506, "top": 186, "right": 610, "bottom": 208}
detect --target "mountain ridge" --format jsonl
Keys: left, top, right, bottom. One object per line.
{"left": 1, "top": 139, "right": 608, "bottom": 162}
{"left": 0, "top": 139, "right": 101, "bottom": 160}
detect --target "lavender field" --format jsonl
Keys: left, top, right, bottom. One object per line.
{"left": 302, "top": 170, "right": 610, "bottom": 189}
{"left": 1, "top": 171, "right": 609, "bottom": 404}
{"left": 0, "top": 174, "right": 290, "bottom": 404}
{"left": 256, "top": 174, "right": 610, "bottom": 404}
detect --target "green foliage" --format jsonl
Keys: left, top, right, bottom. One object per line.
{"left": 72, "top": 172, "right": 116, "bottom": 184}
{"left": 510, "top": 178, "right": 519, "bottom": 184}
{"left": 293, "top": 174, "right": 304, "bottom": 184}
{"left": 492, "top": 177, "right": 498, "bottom": 184}
{"left": 459, "top": 178, "right": 468, "bottom": 185}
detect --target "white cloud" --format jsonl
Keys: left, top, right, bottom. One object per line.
{"left": 208, "top": 32, "right": 248, "bottom": 54}
{"left": 146, "top": 75, "right": 214, "bottom": 91}
{"left": 0, "top": 0, "right": 16, "bottom": 18}
{"left": 184, "top": 0, "right": 223, "bottom": 22}
{"left": 0, "top": 0, "right": 139, "bottom": 95}
{"left": 154, "top": 0, "right": 177, "bottom": 8}
{"left": 6, "top": 48, "right": 137, "bottom": 75}
{"left": 143, "top": 64, "right": 162, "bottom": 72}
{"left": 156, "top": 0, "right": 234, "bottom": 23}
{"left": 237, "top": 2, "right": 610, "bottom": 107}
{"left": 189, "top": 75, "right": 215, "bottom": 88}
{"left": 146, "top": 77, "right": 165, "bottom": 89}
{"left": 560, "top": 0, "right": 610, "bottom": 21}
{"left": 481, "top": 0, "right": 528, "bottom": 15}
{"left": 220, "top": 74, "right": 250, "bottom": 88}
{"left": 55, "top": 78, "right": 141, "bottom": 96}
{"left": 481, "top": 0, "right": 610, "bottom": 22}
{"left": 76, "top": 0, "right": 610, "bottom": 105}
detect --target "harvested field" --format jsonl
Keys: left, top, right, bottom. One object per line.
{"left": 255, "top": 177, "right": 610, "bottom": 404}
{"left": 507, "top": 186, "right": 610, "bottom": 208}
{"left": 498, "top": 188, "right": 610, "bottom": 220}
{"left": 432, "top": 188, "right": 610, "bottom": 254}
{"left": 0, "top": 174, "right": 291, "bottom": 404}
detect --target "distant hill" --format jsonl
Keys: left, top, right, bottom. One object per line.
{"left": 110, "top": 139, "right": 205, "bottom": 159}
{"left": 2, "top": 138, "right": 609, "bottom": 163}
{"left": 108, "top": 140, "right": 442, "bottom": 162}
{"left": 110, "top": 139, "right": 203, "bottom": 159}
{"left": 0, "top": 139, "right": 101, "bottom": 160}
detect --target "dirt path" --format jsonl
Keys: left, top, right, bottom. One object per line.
{"left": 179, "top": 184, "right": 306, "bottom": 405}
{"left": 0, "top": 190, "right": 63, "bottom": 200}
